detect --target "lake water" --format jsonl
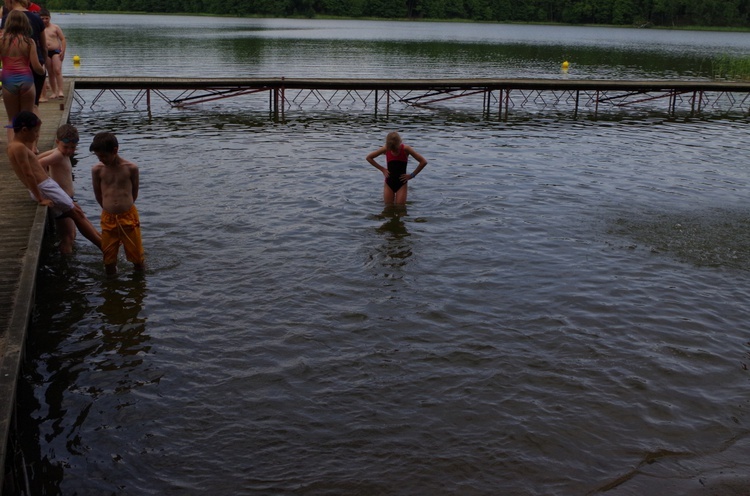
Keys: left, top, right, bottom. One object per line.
{"left": 7, "top": 14, "right": 750, "bottom": 496}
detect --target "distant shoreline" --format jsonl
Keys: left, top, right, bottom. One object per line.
{"left": 52, "top": 11, "right": 750, "bottom": 34}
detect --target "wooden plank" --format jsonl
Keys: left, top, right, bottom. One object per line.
{"left": 70, "top": 76, "right": 750, "bottom": 93}
{"left": 0, "top": 82, "right": 74, "bottom": 493}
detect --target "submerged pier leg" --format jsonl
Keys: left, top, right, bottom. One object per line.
{"left": 499, "top": 89, "right": 504, "bottom": 120}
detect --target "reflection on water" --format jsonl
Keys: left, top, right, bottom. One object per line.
{"left": 368, "top": 206, "right": 413, "bottom": 277}
{"left": 376, "top": 205, "right": 410, "bottom": 240}
{"left": 93, "top": 276, "right": 150, "bottom": 374}
{"left": 11, "top": 247, "right": 153, "bottom": 495}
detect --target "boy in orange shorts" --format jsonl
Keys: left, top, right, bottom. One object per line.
{"left": 90, "top": 132, "right": 144, "bottom": 275}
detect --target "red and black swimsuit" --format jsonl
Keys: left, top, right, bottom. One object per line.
{"left": 385, "top": 144, "right": 408, "bottom": 193}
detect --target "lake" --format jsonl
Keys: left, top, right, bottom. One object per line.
{"left": 7, "top": 13, "right": 750, "bottom": 495}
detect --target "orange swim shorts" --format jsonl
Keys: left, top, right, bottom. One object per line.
{"left": 100, "top": 205, "right": 144, "bottom": 266}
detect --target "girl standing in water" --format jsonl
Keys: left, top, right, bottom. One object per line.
{"left": 366, "top": 131, "right": 428, "bottom": 205}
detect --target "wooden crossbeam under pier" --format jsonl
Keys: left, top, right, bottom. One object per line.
{"left": 70, "top": 77, "right": 750, "bottom": 119}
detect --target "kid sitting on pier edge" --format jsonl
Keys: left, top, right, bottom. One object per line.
{"left": 38, "top": 124, "right": 83, "bottom": 254}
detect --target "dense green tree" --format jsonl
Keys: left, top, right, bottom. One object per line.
{"left": 612, "top": 0, "right": 637, "bottom": 24}
{"left": 421, "top": 0, "right": 447, "bottom": 18}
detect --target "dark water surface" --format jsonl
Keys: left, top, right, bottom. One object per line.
{"left": 10, "top": 14, "right": 750, "bottom": 495}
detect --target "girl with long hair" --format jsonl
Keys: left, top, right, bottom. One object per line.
{"left": 1, "top": 9, "right": 45, "bottom": 141}
{"left": 367, "top": 131, "right": 428, "bottom": 205}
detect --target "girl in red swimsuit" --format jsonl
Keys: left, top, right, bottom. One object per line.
{"left": 366, "top": 131, "right": 428, "bottom": 205}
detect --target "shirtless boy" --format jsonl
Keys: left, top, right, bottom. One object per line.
{"left": 90, "top": 132, "right": 144, "bottom": 275}
{"left": 40, "top": 8, "right": 65, "bottom": 99}
{"left": 7, "top": 111, "right": 101, "bottom": 251}
{"left": 38, "top": 124, "right": 81, "bottom": 254}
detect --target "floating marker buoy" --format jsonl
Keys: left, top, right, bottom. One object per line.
{"left": 562, "top": 61, "right": 569, "bottom": 70}
{"left": 73, "top": 55, "right": 81, "bottom": 64}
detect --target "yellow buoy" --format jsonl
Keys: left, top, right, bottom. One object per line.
{"left": 562, "top": 61, "right": 569, "bottom": 70}
{"left": 73, "top": 55, "right": 81, "bottom": 64}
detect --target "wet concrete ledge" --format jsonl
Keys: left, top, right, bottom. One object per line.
{"left": 0, "top": 83, "right": 74, "bottom": 495}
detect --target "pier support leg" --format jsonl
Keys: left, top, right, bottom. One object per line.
{"left": 273, "top": 88, "right": 279, "bottom": 121}
{"left": 497, "top": 88, "right": 503, "bottom": 119}
{"left": 595, "top": 90, "right": 599, "bottom": 119}
{"left": 504, "top": 89, "right": 510, "bottom": 121}
{"left": 669, "top": 90, "right": 677, "bottom": 116}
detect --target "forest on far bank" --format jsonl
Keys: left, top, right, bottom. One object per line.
{"left": 43, "top": 0, "right": 750, "bottom": 28}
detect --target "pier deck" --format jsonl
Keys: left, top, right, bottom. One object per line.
{"left": 0, "top": 84, "right": 73, "bottom": 493}
{"left": 70, "top": 77, "right": 750, "bottom": 117}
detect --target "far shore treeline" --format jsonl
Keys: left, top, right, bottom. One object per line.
{"left": 42, "top": 0, "right": 750, "bottom": 28}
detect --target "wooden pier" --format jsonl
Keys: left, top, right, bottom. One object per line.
{"left": 0, "top": 84, "right": 74, "bottom": 494}
{"left": 70, "top": 77, "right": 750, "bottom": 118}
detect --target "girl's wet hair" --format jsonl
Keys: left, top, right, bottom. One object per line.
{"left": 386, "top": 131, "right": 402, "bottom": 153}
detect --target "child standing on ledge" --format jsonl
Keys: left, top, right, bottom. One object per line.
{"left": 366, "top": 131, "right": 428, "bottom": 205}
{"left": 90, "top": 132, "right": 145, "bottom": 276}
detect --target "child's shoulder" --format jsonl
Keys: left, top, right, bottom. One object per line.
{"left": 7, "top": 140, "right": 29, "bottom": 155}
{"left": 121, "top": 156, "right": 139, "bottom": 169}
{"left": 39, "top": 149, "right": 68, "bottom": 165}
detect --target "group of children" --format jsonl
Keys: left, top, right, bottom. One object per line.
{"left": 6, "top": 110, "right": 144, "bottom": 275}
{"left": 7, "top": 104, "right": 429, "bottom": 276}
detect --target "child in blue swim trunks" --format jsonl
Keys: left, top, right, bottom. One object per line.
{"left": 366, "top": 131, "right": 428, "bottom": 205}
